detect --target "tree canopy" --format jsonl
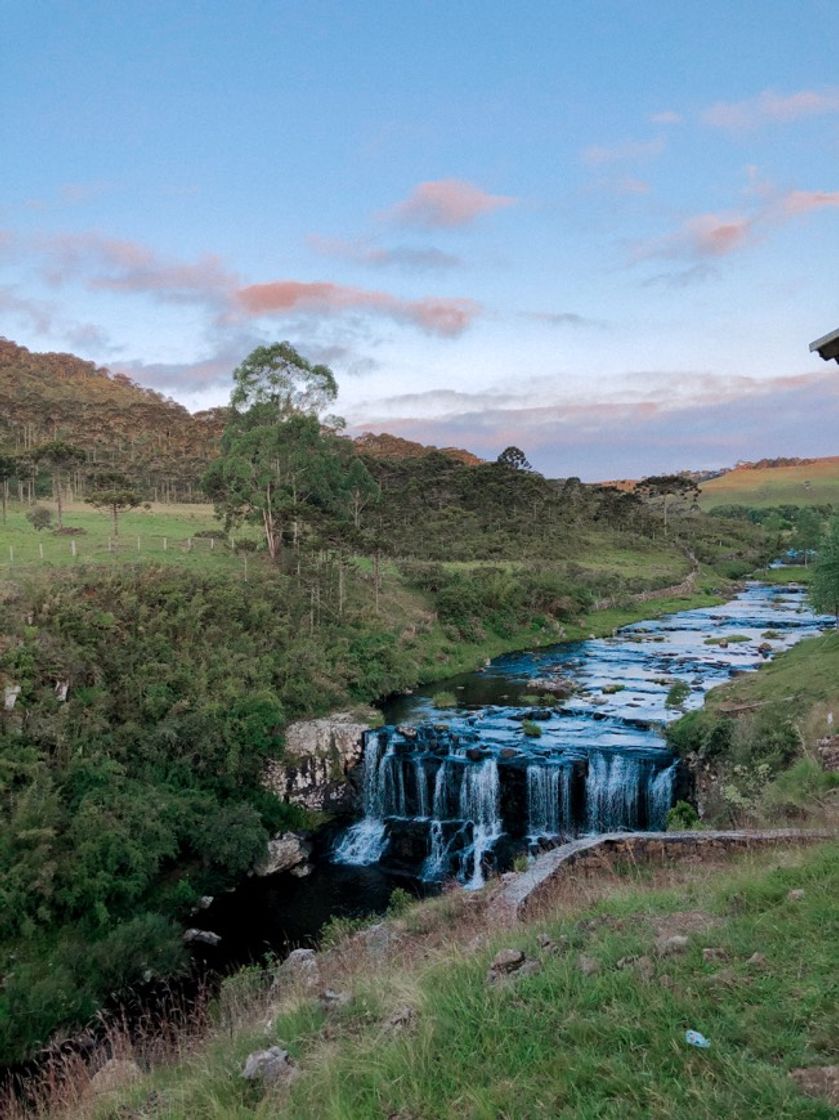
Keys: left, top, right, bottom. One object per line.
{"left": 230, "top": 342, "right": 339, "bottom": 420}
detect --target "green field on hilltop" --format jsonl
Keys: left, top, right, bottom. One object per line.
{"left": 700, "top": 458, "right": 839, "bottom": 510}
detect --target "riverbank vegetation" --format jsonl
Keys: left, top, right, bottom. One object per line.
{"left": 15, "top": 840, "right": 838, "bottom": 1119}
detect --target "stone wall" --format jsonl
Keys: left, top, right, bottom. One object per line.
{"left": 490, "top": 828, "right": 833, "bottom": 920}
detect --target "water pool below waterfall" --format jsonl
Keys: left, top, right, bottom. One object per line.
{"left": 332, "top": 581, "right": 830, "bottom": 887}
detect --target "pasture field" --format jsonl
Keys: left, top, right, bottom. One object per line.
{"left": 0, "top": 501, "right": 260, "bottom": 574}
{"left": 700, "top": 457, "right": 839, "bottom": 510}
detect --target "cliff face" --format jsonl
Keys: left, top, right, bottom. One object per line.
{"left": 263, "top": 712, "right": 374, "bottom": 813}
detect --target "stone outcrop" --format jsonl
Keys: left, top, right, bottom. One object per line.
{"left": 262, "top": 712, "right": 374, "bottom": 813}
{"left": 254, "top": 831, "right": 313, "bottom": 878}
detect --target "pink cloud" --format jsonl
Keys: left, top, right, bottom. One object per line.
{"left": 9, "top": 226, "right": 480, "bottom": 339}
{"left": 39, "top": 232, "right": 235, "bottom": 305}
{"left": 384, "top": 179, "right": 516, "bottom": 228}
{"left": 702, "top": 87, "right": 839, "bottom": 130}
{"left": 636, "top": 184, "right": 839, "bottom": 267}
{"left": 236, "top": 280, "right": 479, "bottom": 336}
{"left": 781, "top": 189, "right": 839, "bottom": 215}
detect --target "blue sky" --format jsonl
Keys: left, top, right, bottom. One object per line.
{"left": 2, "top": 1, "right": 838, "bottom": 478}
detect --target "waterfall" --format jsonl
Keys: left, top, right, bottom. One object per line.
{"left": 421, "top": 761, "right": 452, "bottom": 879}
{"left": 647, "top": 761, "right": 677, "bottom": 829}
{"left": 527, "top": 763, "right": 569, "bottom": 839}
{"left": 459, "top": 758, "right": 501, "bottom": 890}
{"left": 585, "top": 752, "right": 642, "bottom": 833}
{"left": 332, "top": 732, "right": 388, "bottom": 865}
{"left": 415, "top": 757, "right": 429, "bottom": 818}
{"left": 334, "top": 728, "right": 678, "bottom": 884}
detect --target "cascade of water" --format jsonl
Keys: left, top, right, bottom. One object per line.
{"left": 332, "top": 732, "right": 389, "bottom": 864}
{"left": 421, "top": 761, "right": 450, "bottom": 879}
{"left": 526, "top": 763, "right": 567, "bottom": 838}
{"left": 459, "top": 758, "right": 501, "bottom": 890}
{"left": 647, "top": 761, "right": 677, "bottom": 829}
{"left": 415, "top": 757, "right": 429, "bottom": 818}
{"left": 585, "top": 752, "right": 641, "bottom": 832}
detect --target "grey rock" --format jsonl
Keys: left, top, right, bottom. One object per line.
{"left": 254, "top": 832, "right": 313, "bottom": 878}
{"left": 275, "top": 948, "right": 320, "bottom": 991}
{"left": 490, "top": 948, "right": 526, "bottom": 974}
{"left": 182, "top": 928, "right": 221, "bottom": 947}
{"left": 655, "top": 934, "right": 689, "bottom": 956}
{"left": 319, "top": 988, "right": 351, "bottom": 1010}
{"left": 241, "top": 1046, "right": 300, "bottom": 1086}
{"left": 786, "top": 888, "right": 806, "bottom": 902}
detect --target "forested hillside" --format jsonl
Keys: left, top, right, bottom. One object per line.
{"left": 0, "top": 340, "right": 225, "bottom": 502}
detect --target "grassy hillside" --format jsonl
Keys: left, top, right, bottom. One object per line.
{"left": 37, "top": 841, "right": 839, "bottom": 1119}
{"left": 700, "top": 458, "right": 839, "bottom": 510}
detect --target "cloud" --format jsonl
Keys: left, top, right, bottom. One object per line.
{"left": 781, "top": 189, "right": 839, "bottom": 215}
{"left": 524, "top": 311, "right": 603, "bottom": 328}
{"left": 383, "top": 179, "right": 516, "bottom": 228}
{"left": 581, "top": 137, "right": 665, "bottom": 166}
{"left": 236, "top": 279, "right": 479, "bottom": 336}
{"left": 702, "top": 87, "right": 839, "bottom": 130}
{"left": 38, "top": 232, "right": 236, "bottom": 307}
{"left": 5, "top": 228, "right": 479, "bottom": 340}
{"left": 346, "top": 370, "right": 839, "bottom": 480}
{"left": 634, "top": 186, "right": 839, "bottom": 267}
{"left": 649, "top": 110, "right": 683, "bottom": 125}
{"left": 307, "top": 234, "right": 461, "bottom": 271}
{"left": 0, "top": 285, "right": 56, "bottom": 335}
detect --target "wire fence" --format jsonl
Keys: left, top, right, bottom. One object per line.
{"left": 0, "top": 533, "right": 255, "bottom": 572}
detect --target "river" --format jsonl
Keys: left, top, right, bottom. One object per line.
{"left": 203, "top": 579, "right": 830, "bottom": 961}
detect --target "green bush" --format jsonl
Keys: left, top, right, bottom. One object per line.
{"left": 666, "top": 800, "right": 700, "bottom": 829}
{"left": 522, "top": 720, "right": 542, "bottom": 738}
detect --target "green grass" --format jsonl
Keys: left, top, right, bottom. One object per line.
{"left": 757, "top": 566, "right": 813, "bottom": 585}
{"left": 700, "top": 457, "right": 839, "bottom": 510}
{"left": 97, "top": 842, "right": 839, "bottom": 1119}
{"left": 703, "top": 629, "right": 839, "bottom": 714}
{"left": 0, "top": 501, "right": 261, "bottom": 573}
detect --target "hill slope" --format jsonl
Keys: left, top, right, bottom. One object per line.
{"left": 700, "top": 457, "right": 839, "bottom": 510}
{"left": 0, "top": 339, "right": 226, "bottom": 499}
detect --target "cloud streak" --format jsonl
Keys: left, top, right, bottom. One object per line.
{"left": 634, "top": 187, "right": 839, "bottom": 265}
{"left": 5, "top": 228, "right": 480, "bottom": 338}
{"left": 383, "top": 178, "right": 516, "bottom": 228}
{"left": 347, "top": 370, "right": 839, "bottom": 479}
{"left": 702, "top": 87, "right": 839, "bottom": 130}
{"left": 236, "top": 280, "right": 479, "bottom": 336}
{"left": 307, "top": 234, "right": 461, "bottom": 272}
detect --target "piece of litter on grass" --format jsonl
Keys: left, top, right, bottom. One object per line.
{"left": 685, "top": 1029, "right": 711, "bottom": 1049}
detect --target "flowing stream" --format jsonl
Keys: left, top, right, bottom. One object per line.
{"left": 332, "top": 581, "right": 829, "bottom": 888}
